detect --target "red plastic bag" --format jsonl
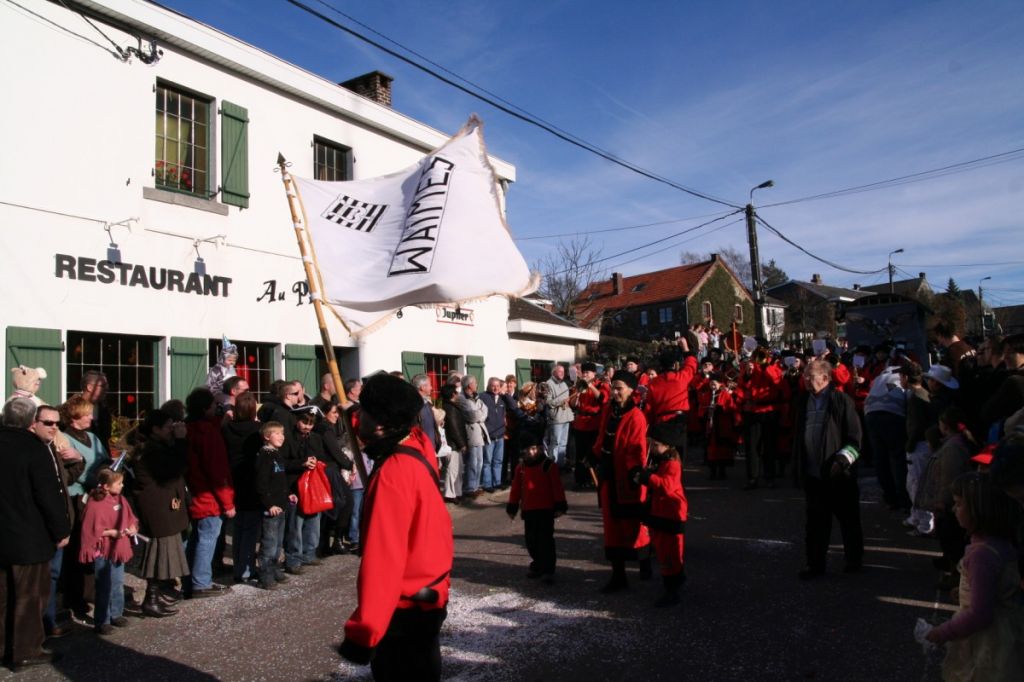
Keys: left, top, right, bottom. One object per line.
{"left": 298, "top": 461, "right": 334, "bottom": 515}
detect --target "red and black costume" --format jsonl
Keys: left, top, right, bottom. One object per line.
{"left": 736, "top": 361, "right": 783, "bottom": 488}
{"left": 697, "top": 383, "right": 739, "bottom": 478}
{"left": 341, "top": 427, "right": 453, "bottom": 680}
{"left": 507, "top": 454, "right": 568, "bottom": 578}
{"left": 569, "top": 378, "right": 609, "bottom": 488}
{"left": 594, "top": 395, "right": 650, "bottom": 591}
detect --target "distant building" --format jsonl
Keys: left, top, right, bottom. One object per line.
{"left": 767, "top": 274, "right": 870, "bottom": 342}
{"left": 574, "top": 255, "right": 755, "bottom": 341}
{"left": 993, "top": 305, "right": 1024, "bottom": 336}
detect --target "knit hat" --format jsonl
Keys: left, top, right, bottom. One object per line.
{"left": 519, "top": 431, "right": 540, "bottom": 451}
{"left": 649, "top": 422, "right": 682, "bottom": 448}
{"left": 614, "top": 371, "right": 638, "bottom": 390}
{"left": 581, "top": 362, "right": 597, "bottom": 373}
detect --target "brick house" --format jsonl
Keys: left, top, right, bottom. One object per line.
{"left": 574, "top": 255, "right": 755, "bottom": 341}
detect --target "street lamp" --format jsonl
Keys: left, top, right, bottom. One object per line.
{"left": 747, "top": 180, "right": 774, "bottom": 340}
{"left": 979, "top": 276, "right": 992, "bottom": 338}
{"left": 887, "top": 248, "right": 904, "bottom": 293}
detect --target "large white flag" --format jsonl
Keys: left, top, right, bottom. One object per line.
{"left": 294, "top": 117, "right": 538, "bottom": 335}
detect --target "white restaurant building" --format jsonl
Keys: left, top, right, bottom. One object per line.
{"left": 0, "top": 0, "right": 596, "bottom": 420}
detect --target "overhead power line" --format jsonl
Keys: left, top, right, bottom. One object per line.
{"left": 285, "top": 0, "right": 741, "bottom": 209}
{"left": 754, "top": 215, "right": 887, "bottom": 275}
{"left": 515, "top": 210, "right": 734, "bottom": 241}
{"left": 547, "top": 210, "right": 744, "bottom": 277}
{"left": 761, "top": 147, "right": 1024, "bottom": 209}
{"left": 602, "top": 218, "right": 743, "bottom": 272}
{"left": 900, "top": 261, "right": 1024, "bottom": 268}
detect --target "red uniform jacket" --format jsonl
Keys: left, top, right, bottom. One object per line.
{"left": 186, "top": 416, "right": 235, "bottom": 519}
{"left": 507, "top": 458, "right": 567, "bottom": 514}
{"left": 736, "top": 364, "right": 780, "bottom": 414}
{"left": 639, "top": 458, "right": 687, "bottom": 534}
{"left": 643, "top": 355, "right": 699, "bottom": 423}
{"left": 594, "top": 402, "right": 648, "bottom": 507}
{"left": 832, "top": 362, "right": 852, "bottom": 393}
{"left": 571, "top": 380, "right": 610, "bottom": 432}
{"left": 698, "top": 385, "right": 739, "bottom": 460}
{"left": 344, "top": 433, "right": 453, "bottom": 652}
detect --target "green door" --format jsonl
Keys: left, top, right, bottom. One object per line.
{"left": 285, "top": 344, "right": 318, "bottom": 392}
{"left": 169, "top": 337, "right": 208, "bottom": 400}
{"left": 401, "top": 351, "right": 425, "bottom": 381}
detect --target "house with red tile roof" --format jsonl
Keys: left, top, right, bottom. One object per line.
{"left": 574, "top": 255, "right": 756, "bottom": 341}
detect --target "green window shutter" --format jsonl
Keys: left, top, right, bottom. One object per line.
{"left": 515, "top": 358, "right": 532, "bottom": 387}
{"left": 285, "top": 344, "right": 317, "bottom": 391}
{"left": 169, "top": 337, "right": 207, "bottom": 401}
{"left": 6, "top": 326, "right": 63, "bottom": 406}
{"left": 401, "top": 351, "right": 425, "bottom": 381}
{"left": 465, "top": 355, "right": 485, "bottom": 389}
{"left": 220, "top": 101, "right": 249, "bottom": 208}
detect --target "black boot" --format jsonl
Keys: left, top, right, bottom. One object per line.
{"left": 654, "top": 572, "right": 684, "bottom": 607}
{"left": 638, "top": 557, "right": 653, "bottom": 581}
{"left": 599, "top": 560, "right": 628, "bottom": 594}
{"left": 142, "top": 581, "right": 177, "bottom": 618}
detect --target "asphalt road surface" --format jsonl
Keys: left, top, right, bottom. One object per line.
{"left": 5, "top": 454, "right": 950, "bottom": 681}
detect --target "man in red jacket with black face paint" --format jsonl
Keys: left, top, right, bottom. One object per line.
{"left": 338, "top": 374, "right": 453, "bottom": 682}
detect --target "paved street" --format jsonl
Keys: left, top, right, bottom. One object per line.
{"left": 5, "top": 453, "right": 949, "bottom": 681}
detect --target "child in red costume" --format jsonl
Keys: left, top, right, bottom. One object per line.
{"left": 506, "top": 433, "right": 568, "bottom": 583}
{"left": 631, "top": 423, "right": 688, "bottom": 607}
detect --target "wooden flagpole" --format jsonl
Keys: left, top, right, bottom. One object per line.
{"left": 276, "top": 153, "right": 369, "bottom": 485}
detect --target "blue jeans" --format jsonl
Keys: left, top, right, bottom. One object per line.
{"left": 187, "top": 515, "right": 223, "bottom": 591}
{"left": 481, "top": 439, "right": 505, "bottom": 490}
{"left": 258, "top": 513, "right": 287, "bottom": 586}
{"left": 285, "top": 505, "right": 321, "bottom": 567}
{"left": 44, "top": 547, "right": 64, "bottom": 631}
{"left": 349, "top": 488, "right": 364, "bottom": 545}
{"left": 463, "top": 445, "right": 483, "bottom": 494}
{"left": 93, "top": 557, "right": 124, "bottom": 626}
{"left": 545, "top": 422, "right": 571, "bottom": 466}
{"left": 233, "top": 510, "right": 262, "bottom": 581}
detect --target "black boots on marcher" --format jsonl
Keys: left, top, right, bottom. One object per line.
{"left": 143, "top": 580, "right": 178, "bottom": 618}
{"left": 599, "top": 560, "right": 628, "bottom": 594}
{"left": 654, "top": 571, "right": 686, "bottom": 608}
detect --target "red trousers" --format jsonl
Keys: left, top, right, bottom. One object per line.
{"left": 651, "top": 530, "right": 685, "bottom": 576}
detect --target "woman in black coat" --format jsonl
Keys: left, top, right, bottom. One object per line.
{"left": 221, "top": 392, "right": 262, "bottom": 581}
{"left": 133, "top": 409, "right": 190, "bottom": 617}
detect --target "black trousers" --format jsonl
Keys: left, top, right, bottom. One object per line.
{"left": 804, "top": 474, "right": 864, "bottom": 571}
{"left": 865, "top": 411, "right": 910, "bottom": 508}
{"left": 1, "top": 561, "right": 50, "bottom": 663}
{"left": 371, "top": 606, "right": 447, "bottom": 682}
{"left": 744, "top": 412, "right": 777, "bottom": 482}
{"left": 935, "top": 511, "right": 967, "bottom": 569}
{"left": 523, "top": 510, "right": 556, "bottom": 575}
{"left": 570, "top": 428, "right": 598, "bottom": 485}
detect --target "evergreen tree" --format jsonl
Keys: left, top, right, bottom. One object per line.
{"left": 762, "top": 259, "right": 789, "bottom": 288}
{"left": 946, "top": 277, "right": 962, "bottom": 298}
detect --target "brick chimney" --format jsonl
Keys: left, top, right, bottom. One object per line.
{"left": 612, "top": 272, "right": 624, "bottom": 296}
{"left": 919, "top": 272, "right": 926, "bottom": 280}
{"left": 853, "top": 283, "right": 861, "bottom": 290}
{"left": 340, "top": 71, "right": 394, "bottom": 107}
{"left": 811, "top": 274, "right": 822, "bottom": 284}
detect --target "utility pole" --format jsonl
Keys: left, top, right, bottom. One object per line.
{"left": 747, "top": 180, "right": 773, "bottom": 341}
{"left": 979, "top": 276, "right": 991, "bottom": 339}
{"left": 888, "top": 248, "right": 904, "bottom": 294}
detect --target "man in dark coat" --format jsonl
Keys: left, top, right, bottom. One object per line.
{"left": 792, "top": 360, "right": 864, "bottom": 579}
{"left": 1, "top": 399, "right": 71, "bottom": 670}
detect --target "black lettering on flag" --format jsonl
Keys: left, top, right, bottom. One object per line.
{"left": 321, "top": 194, "right": 387, "bottom": 233}
{"left": 388, "top": 154, "right": 454, "bottom": 277}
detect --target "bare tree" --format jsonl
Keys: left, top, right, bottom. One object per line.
{"left": 534, "top": 235, "right": 602, "bottom": 320}
{"left": 680, "top": 246, "right": 753, "bottom": 287}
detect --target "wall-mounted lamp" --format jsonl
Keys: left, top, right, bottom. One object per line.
{"left": 103, "top": 217, "right": 138, "bottom": 264}
{"left": 192, "top": 234, "right": 227, "bottom": 275}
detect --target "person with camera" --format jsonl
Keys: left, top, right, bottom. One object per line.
{"left": 568, "top": 363, "right": 608, "bottom": 490}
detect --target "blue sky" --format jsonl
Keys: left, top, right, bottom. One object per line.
{"left": 160, "top": 0, "right": 1024, "bottom": 306}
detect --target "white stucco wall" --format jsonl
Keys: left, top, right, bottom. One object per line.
{"left": 0, "top": 0, "right": 580, "bottom": 401}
